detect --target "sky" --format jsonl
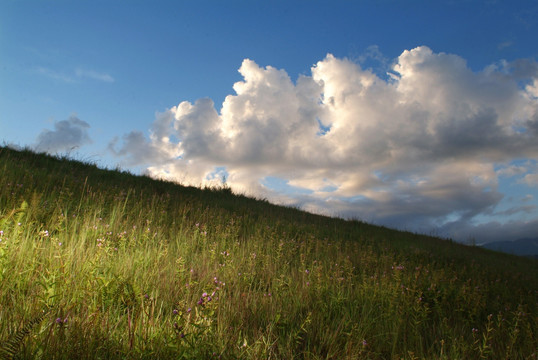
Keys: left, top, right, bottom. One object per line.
{"left": 1, "top": 0, "right": 537, "bottom": 245}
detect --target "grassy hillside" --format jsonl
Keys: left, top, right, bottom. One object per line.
{"left": 0, "top": 145, "right": 536, "bottom": 359}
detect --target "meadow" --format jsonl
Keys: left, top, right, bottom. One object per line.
{"left": 0, "top": 145, "right": 536, "bottom": 359}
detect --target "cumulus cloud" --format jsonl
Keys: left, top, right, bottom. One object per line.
{"left": 35, "top": 115, "right": 92, "bottom": 153}
{"left": 111, "top": 46, "right": 538, "bottom": 243}
{"left": 108, "top": 109, "right": 181, "bottom": 167}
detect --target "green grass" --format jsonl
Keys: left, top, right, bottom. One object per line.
{"left": 0, "top": 145, "right": 536, "bottom": 359}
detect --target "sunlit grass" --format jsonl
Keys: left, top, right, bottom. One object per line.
{"left": 0, "top": 145, "right": 537, "bottom": 359}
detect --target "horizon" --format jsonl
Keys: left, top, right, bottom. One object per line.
{"left": 1, "top": 0, "right": 537, "bottom": 245}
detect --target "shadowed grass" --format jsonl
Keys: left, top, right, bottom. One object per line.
{"left": 0, "top": 145, "right": 537, "bottom": 359}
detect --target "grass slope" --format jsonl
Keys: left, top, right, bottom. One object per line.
{"left": 0, "top": 146, "right": 536, "bottom": 359}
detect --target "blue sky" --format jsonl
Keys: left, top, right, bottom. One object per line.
{"left": 1, "top": 0, "right": 537, "bottom": 244}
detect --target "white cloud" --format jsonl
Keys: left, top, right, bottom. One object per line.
{"left": 36, "top": 66, "right": 114, "bottom": 83}
{"left": 497, "top": 164, "right": 527, "bottom": 177}
{"left": 75, "top": 68, "right": 115, "bottom": 83}
{"left": 497, "top": 41, "right": 512, "bottom": 50}
{"left": 520, "top": 173, "right": 538, "bottom": 187}
{"left": 111, "top": 46, "right": 538, "bottom": 243}
{"left": 108, "top": 109, "right": 181, "bottom": 167}
{"left": 36, "top": 67, "right": 75, "bottom": 83}
{"left": 35, "top": 115, "right": 92, "bottom": 153}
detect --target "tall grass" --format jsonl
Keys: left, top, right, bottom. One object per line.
{"left": 0, "top": 145, "right": 536, "bottom": 359}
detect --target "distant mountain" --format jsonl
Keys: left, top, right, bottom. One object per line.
{"left": 480, "top": 238, "right": 538, "bottom": 258}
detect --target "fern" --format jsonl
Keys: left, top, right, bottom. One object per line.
{"left": 14, "top": 201, "right": 28, "bottom": 226}
{"left": 101, "top": 277, "right": 140, "bottom": 314}
{"left": 0, "top": 307, "right": 51, "bottom": 360}
{"left": 114, "top": 278, "right": 140, "bottom": 312}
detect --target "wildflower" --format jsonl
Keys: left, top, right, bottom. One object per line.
{"left": 173, "top": 309, "right": 179, "bottom": 315}
{"left": 362, "top": 339, "right": 368, "bottom": 346}
{"left": 187, "top": 307, "right": 191, "bottom": 313}
{"left": 305, "top": 269, "right": 310, "bottom": 274}
{"left": 197, "top": 298, "right": 204, "bottom": 306}
{"left": 202, "top": 292, "right": 208, "bottom": 298}
{"left": 55, "top": 317, "right": 67, "bottom": 325}
{"left": 472, "top": 328, "right": 478, "bottom": 333}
